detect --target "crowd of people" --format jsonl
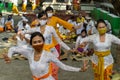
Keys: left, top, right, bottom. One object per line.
{"left": 0, "top": 0, "right": 40, "bottom": 14}
{"left": 0, "top": 5, "right": 119, "bottom": 80}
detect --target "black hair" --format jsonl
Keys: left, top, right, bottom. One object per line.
{"left": 38, "top": 11, "right": 48, "bottom": 19}
{"left": 81, "top": 29, "right": 87, "bottom": 34}
{"left": 30, "top": 32, "right": 45, "bottom": 45}
{"left": 8, "top": 14, "right": 12, "bottom": 17}
{"left": 70, "top": 16, "right": 75, "bottom": 20}
{"left": 96, "top": 19, "right": 107, "bottom": 28}
{"left": 45, "top": 6, "right": 53, "bottom": 12}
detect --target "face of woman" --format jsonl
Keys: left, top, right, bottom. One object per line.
{"left": 32, "top": 36, "right": 44, "bottom": 51}
{"left": 39, "top": 15, "right": 48, "bottom": 26}
{"left": 47, "top": 10, "right": 53, "bottom": 18}
{"left": 97, "top": 22, "right": 106, "bottom": 29}
{"left": 97, "top": 22, "right": 107, "bottom": 35}
{"left": 81, "top": 31, "right": 86, "bottom": 38}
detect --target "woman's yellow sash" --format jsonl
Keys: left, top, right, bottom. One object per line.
{"left": 94, "top": 50, "right": 110, "bottom": 80}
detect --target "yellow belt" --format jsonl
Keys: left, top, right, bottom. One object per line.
{"left": 43, "top": 43, "right": 55, "bottom": 52}
{"left": 94, "top": 50, "right": 110, "bottom": 80}
{"left": 43, "top": 36, "right": 56, "bottom": 52}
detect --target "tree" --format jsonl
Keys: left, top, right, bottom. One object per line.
{"left": 109, "top": 0, "right": 120, "bottom": 15}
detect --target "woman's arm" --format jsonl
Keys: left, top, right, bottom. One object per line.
{"left": 49, "top": 53, "right": 81, "bottom": 72}
{"left": 8, "top": 46, "right": 32, "bottom": 59}
{"left": 55, "top": 16, "right": 74, "bottom": 31}
{"left": 111, "top": 34, "right": 120, "bottom": 45}
{"left": 22, "top": 27, "right": 40, "bottom": 34}
{"left": 50, "top": 27, "right": 71, "bottom": 50}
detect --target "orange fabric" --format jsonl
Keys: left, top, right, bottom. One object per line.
{"left": 92, "top": 63, "right": 113, "bottom": 80}
{"left": 30, "top": 19, "right": 39, "bottom": 28}
{"left": 33, "top": 63, "right": 52, "bottom": 80}
{"left": 51, "top": 62, "right": 59, "bottom": 80}
{"left": 47, "top": 16, "right": 73, "bottom": 31}
{"left": 47, "top": 16, "right": 73, "bottom": 46}
{"left": 0, "top": 27, "right": 4, "bottom": 32}
{"left": 5, "top": 22, "right": 12, "bottom": 30}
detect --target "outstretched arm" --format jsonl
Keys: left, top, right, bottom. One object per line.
{"left": 50, "top": 27, "right": 71, "bottom": 51}
{"left": 111, "top": 34, "right": 120, "bottom": 45}
{"left": 20, "top": 27, "right": 40, "bottom": 35}
{"left": 7, "top": 46, "right": 32, "bottom": 59}
{"left": 49, "top": 53, "right": 87, "bottom": 72}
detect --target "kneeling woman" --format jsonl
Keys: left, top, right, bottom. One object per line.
{"left": 4, "top": 32, "right": 86, "bottom": 80}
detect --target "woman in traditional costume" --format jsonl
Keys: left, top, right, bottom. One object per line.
{"left": 5, "top": 15, "right": 14, "bottom": 31}
{"left": 4, "top": 32, "right": 86, "bottom": 80}
{"left": 81, "top": 19, "right": 120, "bottom": 80}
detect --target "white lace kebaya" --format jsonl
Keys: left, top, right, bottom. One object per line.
{"left": 81, "top": 33, "right": 120, "bottom": 69}
{"left": 8, "top": 47, "right": 80, "bottom": 80}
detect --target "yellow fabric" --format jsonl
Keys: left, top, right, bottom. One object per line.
{"left": 47, "top": 16, "right": 73, "bottom": 45}
{"left": 60, "top": 34, "right": 67, "bottom": 40}
{"left": 76, "top": 17, "right": 85, "bottom": 23}
{"left": 33, "top": 63, "right": 52, "bottom": 80}
{"left": 43, "top": 36, "right": 55, "bottom": 52}
{"left": 12, "top": 5, "right": 19, "bottom": 14}
{"left": 32, "top": 4, "right": 37, "bottom": 11}
{"left": 0, "top": 27, "right": 4, "bottom": 32}
{"left": 22, "top": 4, "right": 27, "bottom": 12}
{"left": 92, "top": 63, "right": 113, "bottom": 80}
{"left": 94, "top": 50, "right": 110, "bottom": 80}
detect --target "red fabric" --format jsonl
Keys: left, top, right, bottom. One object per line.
{"left": 55, "top": 44, "right": 61, "bottom": 57}
{"left": 51, "top": 62, "right": 59, "bottom": 80}
{"left": 52, "top": 44, "right": 61, "bottom": 80}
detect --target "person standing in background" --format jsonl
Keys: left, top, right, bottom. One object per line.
{"left": 10, "top": 0, "right": 19, "bottom": 14}
{"left": 45, "top": 7, "right": 75, "bottom": 80}
{"left": 22, "top": 0, "right": 28, "bottom": 12}
{"left": 5, "top": 15, "right": 14, "bottom": 31}
{"left": 30, "top": 0, "right": 37, "bottom": 11}
{"left": 76, "top": 13, "right": 85, "bottom": 23}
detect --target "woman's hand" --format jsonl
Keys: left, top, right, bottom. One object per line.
{"left": 3, "top": 54, "right": 11, "bottom": 63}
{"left": 67, "top": 49, "right": 74, "bottom": 53}
{"left": 19, "top": 34, "right": 25, "bottom": 41}
{"left": 17, "top": 30, "right": 22, "bottom": 35}
{"left": 80, "top": 65, "right": 89, "bottom": 72}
